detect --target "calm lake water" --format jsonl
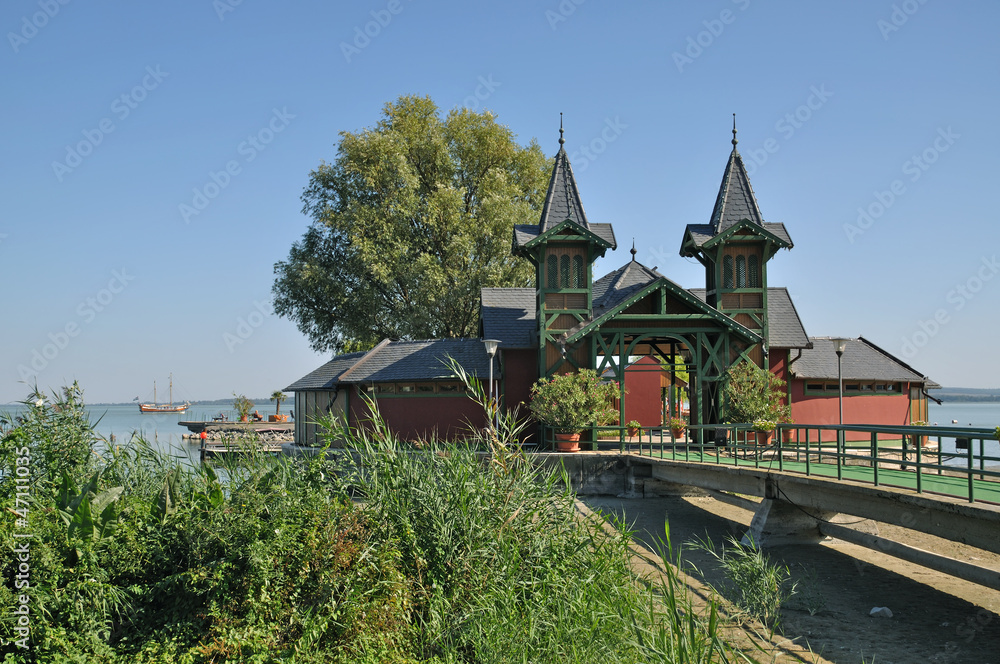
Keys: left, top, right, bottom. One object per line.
{"left": 0, "top": 403, "right": 257, "bottom": 465}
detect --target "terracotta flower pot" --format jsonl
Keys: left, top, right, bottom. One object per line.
{"left": 554, "top": 431, "right": 581, "bottom": 452}
{"left": 754, "top": 430, "right": 773, "bottom": 446}
{"left": 627, "top": 427, "right": 640, "bottom": 437}
{"left": 671, "top": 427, "right": 685, "bottom": 439}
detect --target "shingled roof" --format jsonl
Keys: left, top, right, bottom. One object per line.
{"left": 592, "top": 260, "right": 664, "bottom": 313}
{"left": 283, "top": 351, "right": 368, "bottom": 391}
{"left": 539, "top": 141, "right": 589, "bottom": 232}
{"left": 790, "top": 337, "right": 936, "bottom": 386}
{"left": 481, "top": 287, "right": 536, "bottom": 348}
{"left": 688, "top": 287, "right": 811, "bottom": 349}
{"left": 284, "top": 339, "right": 495, "bottom": 390}
{"left": 681, "top": 128, "right": 791, "bottom": 253}
{"left": 709, "top": 144, "right": 764, "bottom": 233}
{"left": 512, "top": 126, "right": 616, "bottom": 251}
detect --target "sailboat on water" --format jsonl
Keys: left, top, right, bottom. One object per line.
{"left": 138, "top": 374, "right": 191, "bottom": 413}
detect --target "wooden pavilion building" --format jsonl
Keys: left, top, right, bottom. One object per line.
{"left": 287, "top": 122, "right": 937, "bottom": 445}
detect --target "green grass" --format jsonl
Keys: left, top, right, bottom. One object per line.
{"left": 0, "top": 375, "right": 754, "bottom": 663}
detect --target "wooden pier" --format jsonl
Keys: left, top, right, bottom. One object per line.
{"left": 198, "top": 440, "right": 287, "bottom": 462}
{"left": 179, "top": 420, "right": 294, "bottom": 435}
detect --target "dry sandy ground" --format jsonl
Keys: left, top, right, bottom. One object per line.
{"left": 583, "top": 494, "right": 1000, "bottom": 664}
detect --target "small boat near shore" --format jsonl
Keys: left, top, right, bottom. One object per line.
{"left": 138, "top": 374, "right": 191, "bottom": 413}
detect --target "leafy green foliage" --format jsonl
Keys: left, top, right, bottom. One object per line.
{"left": 723, "top": 361, "right": 791, "bottom": 425}
{"left": 272, "top": 94, "right": 549, "bottom": 353}
{"left": 1, "top": 381, "right": 745, "bottom": 663}
{"left": 529, "top": 369, "right": 619, "bottom": 433}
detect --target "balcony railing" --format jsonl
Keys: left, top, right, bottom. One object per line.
{"left": 538, "top": 423, "right": 1000, "bottom": 504}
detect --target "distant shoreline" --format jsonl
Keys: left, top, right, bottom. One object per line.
{"left": 2, "top": 398, "right": 278, "bottom": 407}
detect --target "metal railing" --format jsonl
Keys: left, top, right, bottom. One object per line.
{"left": 539, "top": 422, "right": 1000, "bottom": 504}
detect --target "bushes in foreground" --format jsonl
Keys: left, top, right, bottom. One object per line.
{"left": 1, "top": 379, "right": 745, "bottom": 663}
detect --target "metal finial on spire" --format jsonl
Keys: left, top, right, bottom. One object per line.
{"left": 559, "top": 112, "right": 565, "bottom": 146}
{"left": 630, "top": 240, "right": 637, "bottom": 261}
{"left": 732, "top": 113, "right": 738, "bottom": 147}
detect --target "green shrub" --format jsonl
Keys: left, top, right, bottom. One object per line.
{"left": 723, "top": 362, "right": 790, "bottom": 425}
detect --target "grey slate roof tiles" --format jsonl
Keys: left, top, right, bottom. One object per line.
{"left": 681, "top": 143, "right": 791, "bottom": 250}
{"left": 791, "top": 337, "right": 935, "bottom": 385}
{"left": 283, "top": 351, "right": 368, "bottom": 391}
{"left": 592, "top": 261, "right": 663, "bottom": 312}
{"left": 481, "top": 287, "right": 536, "bottom": 348}
{"left": 710, "top": 148, "right": 765, "bottom": 233}
{"left": 285, "top": 339, "right": 495, "bottom": 390}
{"left": 539, "top": 147, "right": 590, "bottom": 232}
{"left": 512, "top": 141, "right": 616, "bottom": 250}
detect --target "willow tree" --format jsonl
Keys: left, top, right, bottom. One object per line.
{"left": 273, "top": 95, "right": 550, "bottom": 353}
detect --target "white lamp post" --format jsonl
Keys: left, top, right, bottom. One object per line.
{"left": 832, "top": 338, "right": 849, "bottom": 425}
{"left": 483, "top": 339, "right": 500, "bottom": 424}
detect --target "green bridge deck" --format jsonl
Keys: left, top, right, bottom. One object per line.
{"left": 635, "top": 447, "right": 1000, "bottom": 504}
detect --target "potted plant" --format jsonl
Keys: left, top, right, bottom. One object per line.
{"left": 529, "top": 369, "right": 618, "bottom": 452}
{"left": 626, "top": 420, "right": 642, "bottom": 437}
{"left": 723, "top": 362, "right": 791, "bottom": 444}
{"left": 269, "top": 390, "right": 288, "bottom": 422}
{"left": 233, "top": 393, "right": 254, "bottom": 422}
{"left": 753, "top": 419, "right": 776, "bottom": 445}
{"left": 780, "top": 416, "right": 796, "bottom": 444}
{"left": 669, "top": 417, "right": 686, "bottom": 440}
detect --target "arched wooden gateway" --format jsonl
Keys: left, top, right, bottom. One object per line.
{"left": 287, "top": 122, "right": 937, "bottom": 445}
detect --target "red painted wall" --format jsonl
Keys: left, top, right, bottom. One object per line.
{"left": 624, "top": 356, "right": 662, "bottom": 427}
{"left": 789, "top": 378, "right": 913, "bottom": 441}
{"left": 349, "top": 387, "right": 486, "bottom": 441}
{"left": 502, "top": 348, "right": 538, "bottom": 418}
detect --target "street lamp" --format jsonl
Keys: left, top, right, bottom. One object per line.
{"left": 832, "top": 337, "right": 849, "bottom": 425}
{"left": 483, "top": 339, "right": 500, "bottom": 424}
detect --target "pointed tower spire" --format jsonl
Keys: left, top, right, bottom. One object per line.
{"left": 537, "top": 115, "right": 590, "bottom": 232}
{"left": 630, "top": 240, "right": 637, "bottom": 261}
{"left": 708, "top": 118, "right": 764, "bottom": 234}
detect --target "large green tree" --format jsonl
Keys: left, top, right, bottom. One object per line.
{"left": 273, "top": 95, "right": 550, "bottom": 353}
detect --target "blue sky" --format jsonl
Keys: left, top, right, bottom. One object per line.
{"left": 2, "top": 0, "right": 997, "bottom": 404}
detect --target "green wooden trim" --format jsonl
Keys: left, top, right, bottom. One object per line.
{"left": 701, "top": 219, "right": 790, "bottom": 252}
{"left": 519, "top": 218, "right": 614, "bottom": 251}
{"left": 563, "top": 279, "right": 762, "bottom": 346}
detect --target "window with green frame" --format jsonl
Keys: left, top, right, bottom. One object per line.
{"left": 748, "top": 255, "right": 760, "bottom": 287}
{"left": 560, "top": 255, "right": 570, "bottom": 287}
{"left": 723, "top": 255, "right": 734, "bottom": 288}
{"left": 804, "top": 381, "right": 900, "bottom": 395}
{"left": 572, "top": 255, "right": 584, "bottom": 288}
{"left": 546, "top": 255, "right": 558, "bottom": 289}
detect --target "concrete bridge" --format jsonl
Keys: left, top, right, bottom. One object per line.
{"left": 537, "top": 450, "right": 1000, "bottom": 591}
